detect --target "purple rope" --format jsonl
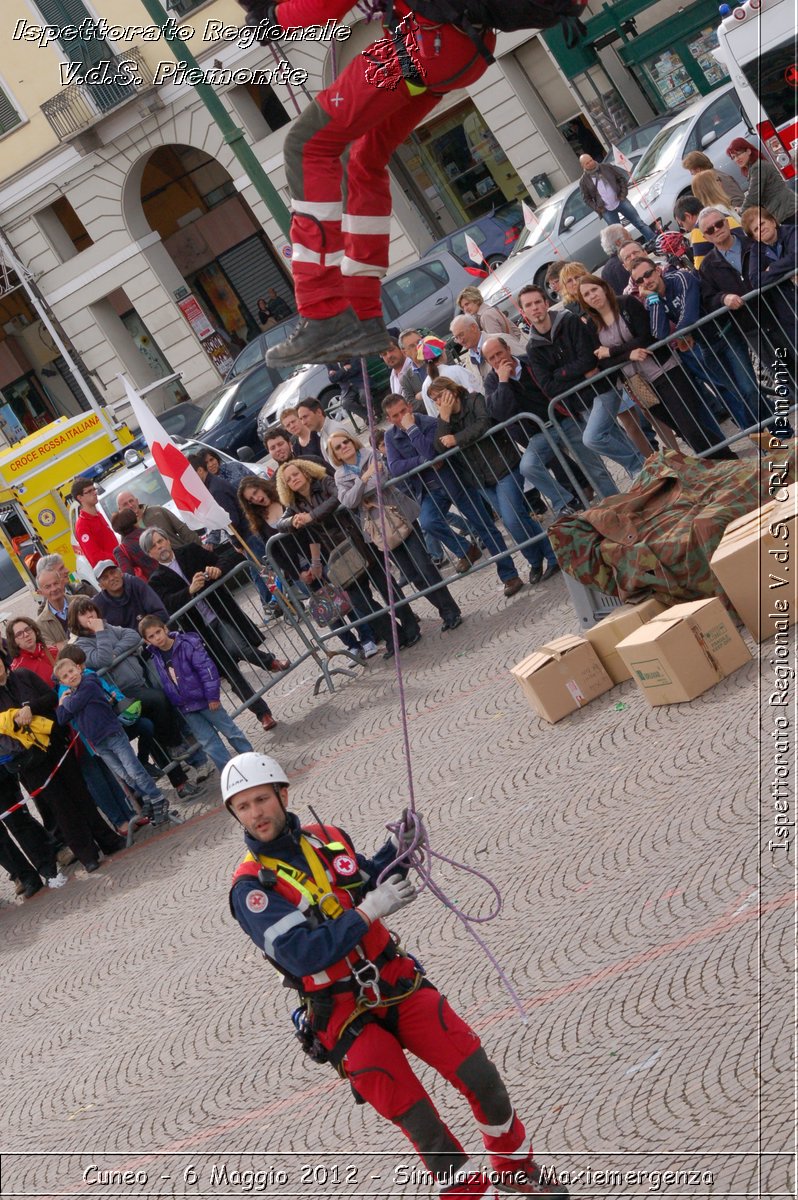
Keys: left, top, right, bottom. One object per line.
{"left": 358, "top": 363, "right": 528, "bottom": 1022}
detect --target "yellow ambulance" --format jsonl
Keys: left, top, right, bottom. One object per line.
{"left": 0, "top": 412, "right": 133, "bottom": 593}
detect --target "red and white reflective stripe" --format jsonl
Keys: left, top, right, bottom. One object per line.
{"left": 291, "top": 198, "right": 343, "bottom": 221}
{"left": 0, "top": 799, "right": 27, "bottom": 821}
{"left": 25, "top": 732, "right": 80, "bottom": 799}
{"left": 476, "top": 1110, "right": 517, "bottom": 1138}
{"left": 292, "top": 245, "right": 345, "bottom": 267}
{"left": 342, "top": 214, "right": 392, "bottom": 235}
{"left": 341, "top": 256, "right": 387, "bottom": 278}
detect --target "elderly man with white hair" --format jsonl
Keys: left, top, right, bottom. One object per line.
{"left": 116, "top": 490, "right": 200, "bottom": 548}
{"left": 35, "top": 554, "right": 94, "bottom": 645}
{"left": 599, "top": 224, "right": 635, "bottom": 295}
{"left": 449, "top": 313, "right": 491, "bottom": 381}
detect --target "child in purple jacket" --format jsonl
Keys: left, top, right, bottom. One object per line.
{"left": 139, "top": 617, "right": 253, "bottom": 772}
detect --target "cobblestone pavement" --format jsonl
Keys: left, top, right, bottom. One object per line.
{"left": 0, "top": 560, "right": 793, "bottom": 1200}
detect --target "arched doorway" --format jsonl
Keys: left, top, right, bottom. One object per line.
{"left": 139, "top": 144, "right": 295, "bottom": 357}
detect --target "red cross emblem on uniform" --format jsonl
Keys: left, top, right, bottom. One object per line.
{"left": 333, "top": 854, "right": 357, "bottom": 877}
{"left": 246, "top": 889, "right": 268, "bottom": 912}
{"left": 362, "top": 15, "right": 424, "bottom": 92}
{"left": 786, "top": 65, "right": 798, "bottom": 87}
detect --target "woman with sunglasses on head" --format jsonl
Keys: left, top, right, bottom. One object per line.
{"left": 328, "top": 430, "right": 463, "bottom": 639}
{"left": 727, "top": 139, "right": 798, "bottom": 225}
{"left": 577, "top": 274, "right": 737, "bottom": 460}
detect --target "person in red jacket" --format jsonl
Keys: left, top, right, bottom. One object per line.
{"left": 244, "top": 0, "right": 497, "bottom": 369}
{"left": 225, "top": 753, "right": 568, "bottom": 1198}
{"left": 71, "top": 477, "right": 118, "bottom": 569}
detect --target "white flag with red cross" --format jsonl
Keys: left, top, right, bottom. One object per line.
{"left": 122, "top": 378, "right": 231, "bottom": 532}
{"left": 464, "top": 233, "right": 486, "bottom": 265}
{"left": 611, "top": 145, "right": 634, "bottom": 174}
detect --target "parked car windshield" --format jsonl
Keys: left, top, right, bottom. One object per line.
{"left": 509, "top": 202, "right": 558, "bottom": 253}
{"left": 635, "top": 117, "right": 692, "bottom": 178}
{"left": 196, "top": 385, "right": 237, "bottom": 433}
{"left": 99, "top": 465, "right": 173, "bottom": 519}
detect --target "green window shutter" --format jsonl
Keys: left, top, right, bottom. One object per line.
{"left": 0, "top": 86, "right": 21, "bottom": 135}
{"left": 34, "top": 0, "right": 110, "bottom": 67}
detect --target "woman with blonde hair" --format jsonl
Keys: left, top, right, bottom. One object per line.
{"left": 275, "top": 457, "right": 407, "bottom": 657}
{"left": 558, "top": 261, "right": 591, "bottom": 315}
{"left": 328, "top": 429, "right": 463, "bottom": 639}
{"left": 681, "top": 151, "right": 744, "bottom": 207}
{"left": 691, "top": 169, "right": 738, "bottom": 216}
{"left": 456, "top": 284, "right": 527, "bottom": 356}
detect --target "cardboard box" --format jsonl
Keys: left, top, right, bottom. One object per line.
{"left": 584, "top": 597, "right": 667, "bottom": 684}
{"left": 710, "top": 484, "right": 798, "bottom": 642}
{"left": 511, "top": 635, "right": 613, "bottom": 723}
{"left": 616, "top": 598, "right": 751, "bottom": 706}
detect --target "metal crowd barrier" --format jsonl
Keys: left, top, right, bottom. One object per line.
{"left": 258, "top": 276, "right": 795, "bottom": 641}
{"left": 544, "top": 275, "right": 796, "bottom": 484}
{"left": 95, "top": 557, "right": 360, "bottom": 772}
{"left": 263, "top": 412, "right": 564, "bottom": 651}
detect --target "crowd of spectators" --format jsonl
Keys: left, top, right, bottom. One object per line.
{"left": 2, "top": 136, "right": 794, "bottom": 905}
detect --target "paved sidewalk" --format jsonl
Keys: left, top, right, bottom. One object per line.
{"left": 0, "top": 563, "right": 793, "bottom": 1199}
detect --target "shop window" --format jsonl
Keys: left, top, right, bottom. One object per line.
{"left": 410, "top": 100, "right": 526, "bottom": 226}
{"left": 641, "top": 50, "right": 701, "bottom": 110}
{"left": 686, "top": 27, "right": 729, "bottom": 88}
{"left": 35, "top": 197, "right": 94, "bottom": 262}
{"left": 0, "top": 373, "right": 58, "bottom": 434}
{"left": 163, "top": 0, "right": 208, "bottom": 13}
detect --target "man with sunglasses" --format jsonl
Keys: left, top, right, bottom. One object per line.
{"left": 71, "top": 477, "right": 118, "bottom": 569}
{"left": 696, "top": 208, "right": 788, "bottom": 440}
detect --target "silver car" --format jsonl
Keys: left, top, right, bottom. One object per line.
{"left": 477, "top": 180, "right": 612, "bottom": 316}
{"left": 629, "top": 84, "right": 751, "bottom": 227}
{"left": 255, "top": 250, "right": 478, "bottom": 436}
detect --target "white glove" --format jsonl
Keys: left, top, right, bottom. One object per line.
{"left": 358, "top": 874, "right": 417, "bottom": 924}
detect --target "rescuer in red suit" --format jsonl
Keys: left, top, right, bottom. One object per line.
{"left": 225, "top": 752, "right": 569, "bottom": 1198}
{"left": 238, "top": 0, "right": 497, "bottom": 368}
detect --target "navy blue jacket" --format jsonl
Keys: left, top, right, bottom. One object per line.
{"left": 647, "top": 269, "right": 701, "bottom": 339}
{"left": 230, "top": 812, "right": 403, "bottom": 976}
{"left": 93, "top": 575, "right": 168, "bottom": 630}
{"left": 56, "top": 673, "right": 122, "bottom": 744}
{"left": 384, "top": 412, "right": 463, "bottom": 500}
{"left": 748, "top": 222, "right": 798, "bottom": 287}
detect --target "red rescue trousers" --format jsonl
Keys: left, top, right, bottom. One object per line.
{"left": 333, "top": 963, "right": 533, "bottom": 1197}
{"left": 282, "top": 18, "right": 494, "bottom": 319}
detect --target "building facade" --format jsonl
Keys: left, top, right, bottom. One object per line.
{"left": 0, "top": 0, "right": 730, "bottom": 443}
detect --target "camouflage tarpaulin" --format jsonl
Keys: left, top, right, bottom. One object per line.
{"left": 548, "top": 450, "right": 763, "bottom": 605}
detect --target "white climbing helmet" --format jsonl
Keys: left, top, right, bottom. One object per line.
{"left": 221, "top": 753, "right": 290, "bottom": 814}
